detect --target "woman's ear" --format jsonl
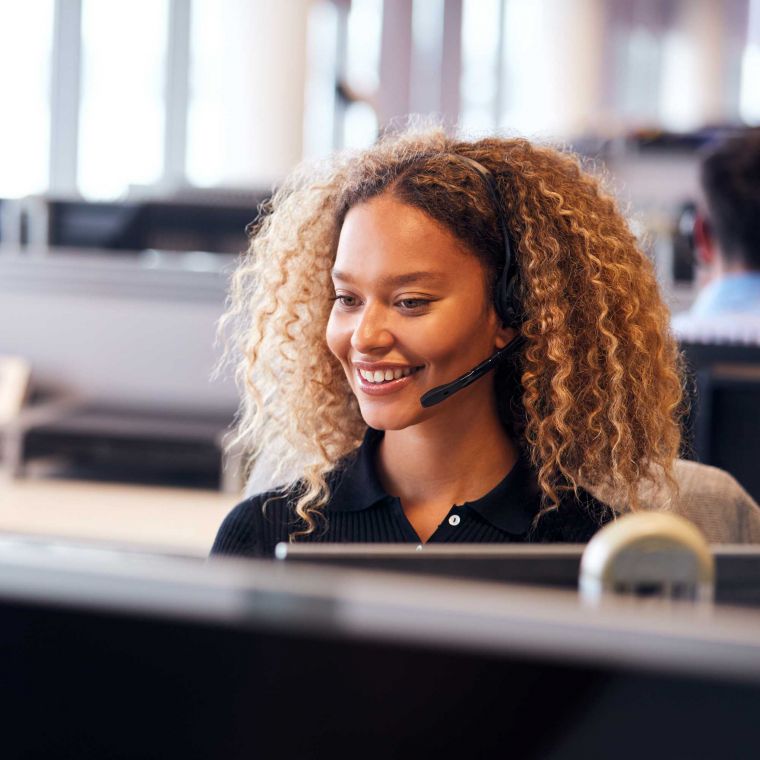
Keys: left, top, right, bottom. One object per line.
{"left": 494, "top": 324, "right": 518, "bottom": 350}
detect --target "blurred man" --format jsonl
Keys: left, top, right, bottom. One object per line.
{"left": 673, "top": 130, "right": 760, "bottom": 331}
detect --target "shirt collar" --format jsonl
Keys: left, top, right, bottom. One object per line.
{"left": 462, "top": 454, "right": 540, "bottom": 535}
{"left": 328, "top": 427, "right": 388, "bottom": 512}
{"left": 328, "top": 427, "right": 539, "bottom": 537}
{"left": 690, "top": 272, "right": 760, "bottom": 316}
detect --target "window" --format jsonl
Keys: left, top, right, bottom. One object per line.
{"left": 460, "top": 0, "right": 501, "bottom": 134}
{"left": 741, "top": 0, "right": 760, "bottom": 123}
{"left": 78, "top": 0, "right": 168, "bottom": 199}
{"left": 342, "top": 0, "right": 382, "bottom": 148}
{"left": 0, "top": 0, "right": 54, "bottom": 198}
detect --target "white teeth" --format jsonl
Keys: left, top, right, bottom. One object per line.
{"left": 358, "top": 367, "right": 418, "bottom": 384}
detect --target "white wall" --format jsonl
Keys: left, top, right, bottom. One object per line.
{"left": 0, "top": 250, "right": 237, "bottom": 413}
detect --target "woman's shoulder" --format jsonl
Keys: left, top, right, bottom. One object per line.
{"left": 531, "top": 488, "right": 615, "bottom": 543}
{"left": 210, "top": 486, "right": 297, "bottom": 559}
{"left": 210, "top": 463, "right": 354, "bottom": 559}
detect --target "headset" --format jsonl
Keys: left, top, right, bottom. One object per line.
{"left": 419, "top": 155, "right": 525, "bottom": 408}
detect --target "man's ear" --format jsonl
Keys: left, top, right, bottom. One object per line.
{"left": 694, "top": 211, "right": 716, "bottom": 267}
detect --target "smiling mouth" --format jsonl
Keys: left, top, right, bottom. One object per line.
{"left": 358, "top": 367, "right": 422, "bottom": 385}
{"left": 356, "top": 366, "right": 423, "bottom": 385}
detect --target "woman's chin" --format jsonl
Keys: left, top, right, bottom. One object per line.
{"left": 358, "top": 403, "right": 425, "bottom": 432}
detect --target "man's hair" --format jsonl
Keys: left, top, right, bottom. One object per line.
{"left": 701, "top": 129, "right": 760, "bottom": 268}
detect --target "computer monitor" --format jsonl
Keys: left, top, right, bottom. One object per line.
{"left": 47, "top": 199, "right": 145, "bottom": 249}
{"left": 3, "top": 540, "right": 760, "bottom": 758}
{"left": 678, "top": 342, "right": 760, "bottom": 463}
{"left": 277, "top": 543, "right": 583, "bottom": 587}
{"left": 45, "top": 198, "right": 264, "bottom": 254}
{"left": 276, "top": 543, "right": 760, "bottom": 608}
{"left": 693, "top": 365, "right": 760, "bottom": 503}
{"left": 680, "top": 342, "right": 760, "bottom": 371}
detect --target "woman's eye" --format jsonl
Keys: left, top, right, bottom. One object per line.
{"left": 333, "top": 294, "right": 358, "bottom": 308}
{"left": 397, "top": 298, "right": 430, "bottom": 311}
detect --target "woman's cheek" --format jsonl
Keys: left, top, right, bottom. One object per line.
{"left": 325, "top": 312, "right": 349, "bottom": 365}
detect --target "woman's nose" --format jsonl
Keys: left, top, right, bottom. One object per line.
{"left": 350, "top": 303, "right": 394, "bottom": 354}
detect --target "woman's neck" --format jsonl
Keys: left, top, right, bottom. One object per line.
{"left": 376, "top": 395, "right": 518, "bottom": 512}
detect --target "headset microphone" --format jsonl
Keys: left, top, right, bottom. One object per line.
{"left": 420, "top": 335, "right": 525, "bottom": 408}
{"left": 418, "top": 154, "right": 524, "bottom": 409}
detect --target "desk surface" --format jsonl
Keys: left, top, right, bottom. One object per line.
{"left": 2, "top": 540, "right": 760, "bottom": 684}
{"left": 3, "top": 542, "right": 760, "bottom": 758}
{"left": 0, "top": 476, "right": 233, "bottom": 555}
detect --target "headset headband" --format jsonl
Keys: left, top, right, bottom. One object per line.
{"left": 448, "top": 154, "right": 521, "bottom": 327}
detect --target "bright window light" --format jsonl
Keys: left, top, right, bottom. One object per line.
{"left": 78, "top": 0, "right": 168, "bottom": 199}
{"left": 0, "top": 0, "right": 54, "bottom": 198}
{"left": 345, "top": 0, "right": 382, "bottom": 94}
{"left": 341, "top": 0, "right": 382, "bottom": 149}
{"left": 343, "top": 101, "right": 379, "bottom": 149}
{"left": 740, "top": 0, "right": 760, "bottom": 124}
{"left": 186, "top": 0, "right": 228, "bottom": 187}
{"left": 410, "top": 0, "right": 445, "bottom": 117}
{"left": 500, "top": 0, "right": 550, "bottom": 136}
{"left": 303, "top": 0, "right": 339, "bottom": 159}
{"left": 659, "top": 30, "right": 700, "bottom": 132}
{"left": 460, "top": 0, "right": 501, "bottom": 134}
{"left": 740, "top": 44, "right": 760, "bottom": 124}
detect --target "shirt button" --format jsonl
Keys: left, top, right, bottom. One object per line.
{"left": 448, "top": 515, "right": 461, "bottom": 526}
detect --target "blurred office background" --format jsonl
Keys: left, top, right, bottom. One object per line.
{"left": 1, "top": 0, "right": 759, "bottom": 552}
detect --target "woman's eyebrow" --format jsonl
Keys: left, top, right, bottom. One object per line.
{"left": 331, "top": 270, "right": 445, "bottom": 286}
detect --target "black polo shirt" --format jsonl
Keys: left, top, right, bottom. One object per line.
{"left": 211, "top": 428, "right": 614, "bottom": 558}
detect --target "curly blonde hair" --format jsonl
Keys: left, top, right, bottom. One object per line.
{"left": 222, "top": 127, "right": 684, "bottom": 537}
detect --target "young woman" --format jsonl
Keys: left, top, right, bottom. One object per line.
{"left": 211, "top": 129, "right": 683, "bottom": 558}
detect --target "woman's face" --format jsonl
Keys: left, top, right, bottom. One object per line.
{"left": 326, "top": 193, "right": 513, "bottom": 431}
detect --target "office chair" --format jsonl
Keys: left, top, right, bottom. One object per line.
{"left": 588, "top": 457, "right": 760, "bottom": 544}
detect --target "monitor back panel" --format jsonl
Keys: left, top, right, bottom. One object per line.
{"left": 278, "top": 545, "right": 760, "bottom": 608}
{"left": 4, "top": 594, "right": 760, "bottom": 760}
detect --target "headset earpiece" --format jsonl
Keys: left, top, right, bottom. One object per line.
{"left": 418, "top": 154, "right": 523, "bottom": 407}
{"left": 451, "top": 155, "right": 522, "bottom": 328}
{"left": 495, "top": 269, "right": 520, "bottom": 328}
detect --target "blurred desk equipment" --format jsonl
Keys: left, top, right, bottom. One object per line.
{"left": 12, "top": 402, "right": 239, "bottom": 491}
{"left": 2, "top": 541, "right": 760, "bottom": 758}
{"left": 693, "top": 363, "right": 760, "bottom": 504}
{"left": 579, "top": 512, "right": 714, "bottom": 604}
{"left": 0, "top": 355, "right": 31, "bottom": 476}
{"left": 0, "top": 355, "right": 30, "bottom": 427}
{"left": 677, "top": 321, "right": 760, "bottom": 354}
{"left": 0, "top": 531, "right": 207, "bottom": 563}
{"left": 275, "top": 543, "right": 760, "bottom": 608}
{"left": 0, "top": 249, "right": 239, "bottom": 491}
{"left": 678, "top": 336, "right": 760, "bottom": 503}
{"left": 0, "top": 197, "right": 26, "bottom": 246}
{"left": 20, "top": 192, "right": 268, "bottom": 254}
